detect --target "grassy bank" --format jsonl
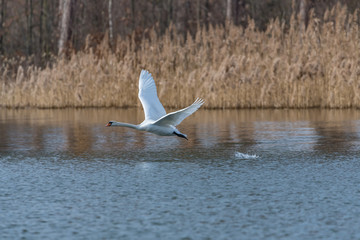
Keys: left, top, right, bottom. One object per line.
{"left": 1, "top": 5, "right": 360, "bottom": 109}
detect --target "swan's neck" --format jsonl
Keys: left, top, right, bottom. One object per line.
{"left": 111, "top": 121, "right": 139, "bottom": 129}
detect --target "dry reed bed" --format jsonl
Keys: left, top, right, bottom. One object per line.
{"left": 1, "top": 5, "right": 360, "bottom": 109}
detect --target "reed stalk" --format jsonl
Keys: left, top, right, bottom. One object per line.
{"left": 1, "top": 4, "right": 360, "bottom": 109}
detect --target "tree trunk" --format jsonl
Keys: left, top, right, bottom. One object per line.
{"left": 30, "top": 0, "right": 33, "bottom": 54}
{"left": 235, "top": 0, "right": 245, "bottom": 25}
{"left": 196, "top": 0, "right": 201, "bottom": 28}
{"left": 299, "top": 0, "right": 308, "bottom": 31}
{"left": 0, "top": 0, "right": 5, "bottom": 54}
{"left": 39, "top": 0, "right": 44, "bottom": 54}
{"left": 58, "top": 0, "right": 72, "bottom": 56}
{"left": 168, "top": 0, "right": 173, "bottom": 25}
{"left": 131, "top": 0, "right": 135, "bottom": 31}
{"left": 108, "top": 0, "right": 113, "bottom": 47}
{"left": 25, "top": 0, "right": 33, "bottom": 55}
{"left": 151, "top": 0, "right": 156, "bottom": 27}
{"left": 45, "top": 0, "right": 53, "bottom": 54}
{"left": 204, "top": 0, "right": 209, "bottom": 28}
{"left": 226, "top": 0, "right": 232, "bottom": 24}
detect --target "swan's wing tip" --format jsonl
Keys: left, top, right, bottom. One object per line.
{"left": 140, "top": 69, "right": 151, "bottom": 77}
{"left": 138, "top": 69, "right": 167, "bottom": 120}
{"left": 194, "top": 98, "right": 205, "bottom": 106}
{"left": 139, "top": 70, "right": 155, "bottom": 89}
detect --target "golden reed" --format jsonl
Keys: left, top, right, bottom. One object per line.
{"left": 1, "top": 4, "right": 360, "bottom": 109}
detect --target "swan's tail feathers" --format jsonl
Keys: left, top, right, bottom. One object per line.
{"left": 153, "top": 98, "right": 205, "bottom": 127}
{"left": 173, "top": 131, "right": 188, "bottom": 140}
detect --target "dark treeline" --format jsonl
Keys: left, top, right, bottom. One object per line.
{"left": 0, "top": 0, "right": 360, "bottom": 63}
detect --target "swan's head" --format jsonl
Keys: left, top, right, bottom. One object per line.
{"left": 106, "top": 121, "right": 113, "bottom": 127}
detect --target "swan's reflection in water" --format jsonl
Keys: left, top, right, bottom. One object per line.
{"left": 1, "top": 108, "right": 360, "bottom": 155}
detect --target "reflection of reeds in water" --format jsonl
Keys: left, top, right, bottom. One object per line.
{"left": 1, "top": 5, "right": 360, "bottom": 108}
{"left": 1, "top": 108, "right": 359, "bottom": 154}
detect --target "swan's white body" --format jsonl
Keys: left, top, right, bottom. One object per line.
{"left": 107, "top": 70, "right": 204, "bottom": 140}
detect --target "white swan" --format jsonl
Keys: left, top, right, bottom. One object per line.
{"left": 106, "top": 70, "right": 204, "bottom": 140}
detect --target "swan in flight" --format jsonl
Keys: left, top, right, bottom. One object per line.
{"left": 106, "top": 70, "right": 204, "bottom": 140}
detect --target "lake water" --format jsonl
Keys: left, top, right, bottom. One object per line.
{"left": 1, "top": 108, "right": 360, "bottom": 239}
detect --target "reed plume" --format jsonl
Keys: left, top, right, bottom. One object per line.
{"left": 1, "top": 4, "right": 360, "bottom": 109}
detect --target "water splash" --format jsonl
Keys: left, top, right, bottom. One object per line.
{"left": 235, "top": 152, "right": 259, "bottom": 159}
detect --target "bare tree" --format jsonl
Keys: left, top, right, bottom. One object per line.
{"left": 108, "top": 0, "right": 113, "bottom": 47}
{"left": 168, "top": 0, "right": 173, "bottom": 25}
{"left": 196, "top": 0, "right": 201, "bottom": 28}
{"left": 226, "top": 0, "right": 232, "bottom": 24}
{"left": 131, "top": 0, "right": 135, "bottom": 31}
{"left": 0, "top": 0, "right": 359, "bottom": 60}
{"left": 204, "top": 0, "right": 210, "bottom": 28}
{"left": 299, "top": 0, "right": 308, "bottom": 31}
{"left": 58, "top": 0, "right": 72, "bottom": 56}
{"left": 0, "top": 0, "right": 5, "bottom": 54}
{"left": 25, "top": 0, "right": 33, "bottom": 55}
{"left": 234, "top": 0, "right": 246, "bottom": 26}
{"left": 39, "top": 0, "right": 44, "bottom": 54}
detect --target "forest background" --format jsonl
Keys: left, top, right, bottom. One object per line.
{"left": 1, "top": 0, "right": 360, "bottom": 108}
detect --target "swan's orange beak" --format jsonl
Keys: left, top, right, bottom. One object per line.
{"left": 106, "top": 122, "right": 112, "bottom": 127}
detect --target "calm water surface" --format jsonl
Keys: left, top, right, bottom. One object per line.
{"left": 1, "top": 108, "right": 360, "bottom": 239}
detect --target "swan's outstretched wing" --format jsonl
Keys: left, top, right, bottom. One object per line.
{"left": 138, "top": 70, "right": 166, "bottom": 121}
{"left": 153, "top": 98, "right": 204, "bottom": 127}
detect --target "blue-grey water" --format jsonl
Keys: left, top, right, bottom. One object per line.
{"left": 1, "top": 108, "right": 360, "bottom": 239}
